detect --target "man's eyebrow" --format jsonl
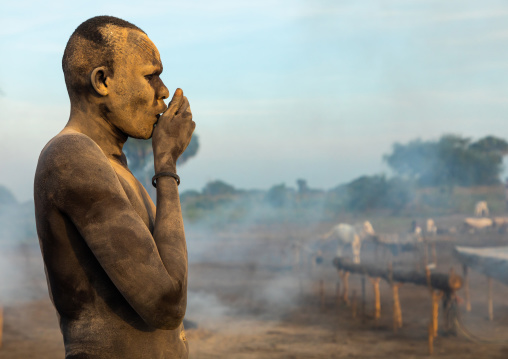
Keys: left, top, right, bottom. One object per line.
{"left": 150, "top": 63, "right": 163, "bottom": 75}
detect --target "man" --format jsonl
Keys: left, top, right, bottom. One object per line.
{"left": 34, "top": 16, "right": 194, "bottom": 358}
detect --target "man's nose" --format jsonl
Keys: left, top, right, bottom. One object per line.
{"left": 158, "top": 81, "right": 170, "bottom": 100}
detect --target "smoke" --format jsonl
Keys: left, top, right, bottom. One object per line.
{"left": 186, "top": 291, "right": 231, "bottom": 326}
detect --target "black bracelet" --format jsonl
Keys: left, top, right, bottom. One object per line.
{"left": 152, "top": 172, "right": 180, "bottom": 187}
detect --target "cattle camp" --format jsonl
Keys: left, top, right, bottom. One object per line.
{"left": 5, "top": 179, "right": 508, "bottom": 358}
{"left": 4, "top": 3, "right": 508, "bottom": 358}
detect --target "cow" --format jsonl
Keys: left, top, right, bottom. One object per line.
{"left": 463, "top": 217, "right": 493, "bottom": 233}
{"left": 474, "top": 201, "right": 489, "bottom": 217}
{"left": 426, "top": 218, "right": 437, "bottom": 237}
{"left": 321, "top": 221, "right": 376, "bottom": 264}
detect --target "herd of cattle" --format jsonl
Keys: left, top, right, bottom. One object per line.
{"left": 310, "top": 200, "right": 508, "bottom": 265}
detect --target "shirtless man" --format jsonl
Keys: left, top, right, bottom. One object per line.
{"left": 34, "top": 16, "right": 194, "bottom": 358}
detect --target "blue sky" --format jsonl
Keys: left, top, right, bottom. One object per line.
{"left": 1, "top": 0, "right": 508, "bottom": 201}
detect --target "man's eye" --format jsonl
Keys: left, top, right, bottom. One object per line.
{"left": 145, "top": 74, "right": 155, "bottom": 81}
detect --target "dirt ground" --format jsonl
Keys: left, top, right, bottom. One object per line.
{"left": 1, "top": 219, "right": 508, "bottom": 358}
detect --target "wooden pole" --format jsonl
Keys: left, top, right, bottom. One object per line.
{"left": 431, "top": 242, "right": 437, "bottom": 265}
{"left": 428, "top": 321, "right": 434, "bottom": 355}
{"left": 423, "top": 241, "right": 429, "bottom": 266}
{"left": 392, "top": 283, "right": 403, "bottom": 332}
{"left": 333, "top": 257, "right": 462, "bottom": 293}
{"left": 0, "top": 305, "right": 3, "bottom": 349}
{"left": 488, "top": 277, "right": 493, "bottom": 321}
{"left": 462, "top": 264, "right": 471, "bottom": 312}
{"left": 340, "top": 271, "right": 350, "bottom": 305}
{"left": 336, "top": 281, "right": 341, "bottom": 308}
{"left": 370, "top": 277, "right": 381, "bottom": 321}
{"left": 352, "top": 290, "right": 358, "bottom": 318}
{"left": 361, "top": 275, "right": 366, "bottom": 320}
{"left": 319, "top": 279, "right": 325, "bottom": 310}
{"left": 432, "top": 291, "right": 442, "bottom": 337}
{"left": 442, "top": 291, "right": 458, "bottom": 336}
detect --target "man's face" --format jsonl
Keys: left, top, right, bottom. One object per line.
{"left": 105, "top": 29, "right": 169, "bottom": 139}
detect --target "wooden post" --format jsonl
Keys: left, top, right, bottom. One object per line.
{"left": 370, "top": 277, "right": 381, "bottom": 321}
{"left": 319, "top": 279, "right": 325, "bottom": 310}
{"left": 462, "top": 264, "right": 471, "bottom": 312}
{"left": 333, "top": 257, "right": 462, "bottom": 293}
{"left": 442, "top": 292, "right": 458, "bottom": 336}
{"left": 351, "top": 290, "right": 357, "bottom": 318}
{"left": 488, "top": 277, "right": 493, "bottom": 321}
{"left": 432, "top": 291, "right": 443, "bottom": 337}
{"left": 392, "top": 283, "right": 403, "bottom": 332}
{"left": 336, "top": 281, "right": 341, "bottom": 308}
{"left": 0, "top": 305, "right": 3, "bottom": 349}
{"left": 423, "top": 241, "right": 429, "bottom": 266}
{"left": 428, "top": 321, "right": 434, "bottom": 355}
{"left": 340, "top": 271, "right": 350, "bottom": 305}
{"left": 361, "top": 275, "right": 366, "bottom": 320}
{"left": 431, "top": 242, "right": 437, "bottom": 265}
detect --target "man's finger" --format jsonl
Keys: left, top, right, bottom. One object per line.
{"left": 164, "top": 88, "right": 184, "bottom": 118}
{"left": 176, "top": 96, "right": 190, "bottom": 116}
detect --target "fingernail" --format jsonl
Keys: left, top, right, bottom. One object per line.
{"left": 174, "top": 88, "right": 183, "bottom": 96}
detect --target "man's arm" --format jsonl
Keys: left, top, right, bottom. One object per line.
{"left": 40, "top": 90, "right": 194, "bottom": 330}
{"left": 151, "top": 90, "right": 195, "bottom": 326}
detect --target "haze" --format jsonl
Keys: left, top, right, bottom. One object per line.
{"left": 1, "top": 0, "right": 508, "bottom": 201}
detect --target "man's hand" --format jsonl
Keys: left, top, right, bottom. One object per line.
{"left": 152, "top": 88, "right": 195, "bottom": 173}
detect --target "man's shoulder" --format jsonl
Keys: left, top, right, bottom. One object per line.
{"left": 41, "top": 129, "right": 102, "bottom": 159}
{"left": 36, "top": 129, "right": 110, "bottom": 183}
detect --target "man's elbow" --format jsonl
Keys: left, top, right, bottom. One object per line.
{"left": 144, "top": 298, "right": 186, "bottom": 330}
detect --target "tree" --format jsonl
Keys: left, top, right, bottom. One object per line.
{"left": 296, "top": 179, "right": 308, "bottom": 194}
{"left": 469, "top": 136, "right": 508, "bottom": 155}
{"left": 345, "top": 175, "right": 414, "bottom": 212}
{"left": 265, "top": 183, "right": 289, "bottom": 207}
{"left": 202, "top": 180, "right": 236, "bottom": 196}
{"left": 384, "top": 134, "right": 507, "bottom": 187}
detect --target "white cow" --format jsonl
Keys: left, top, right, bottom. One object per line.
{"left": 463, "top": 217, "right": 493, "bottom": 233}
{"left": 321, "top": 221, "right": 375, "bottom": 264}
{"left": 426, "top": 218, "right": 437, "bottom": 236}
{"left": 475, "top": 201, "right": 489, "bottom": 217}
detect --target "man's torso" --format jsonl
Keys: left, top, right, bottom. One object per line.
{"left": 34, "top": 130, "right": 188, "bottom": 359}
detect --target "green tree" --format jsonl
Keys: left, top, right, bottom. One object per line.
{"left": 265, "top": 183, "right": 289, "bottom": 207}
{"left": 469, "top": 135, "right": 508, "bottom": 155}
{"left": 384, "top": 134, "right": 507, "bottom": 187}
{"left": 345, "top": 175, "right": 414, "bottom": 213}
{"left": 202, "top": 180, "right": 236, "bottom": 196}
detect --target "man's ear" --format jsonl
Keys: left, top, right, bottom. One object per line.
{"left": 91, "top": 67, "right": 109, "bottom": 96}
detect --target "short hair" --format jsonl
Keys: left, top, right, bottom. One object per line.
{"left": 62, "top": 16, "right": 145, "bottom": 99}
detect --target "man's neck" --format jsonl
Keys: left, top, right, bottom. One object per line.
{"left": 65, "top": 105, "right": 128, "bottom": 166}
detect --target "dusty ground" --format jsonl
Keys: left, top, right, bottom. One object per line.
{"left": 1, "top": 219, "right": 508, "bottom": 358}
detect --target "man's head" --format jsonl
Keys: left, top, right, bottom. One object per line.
{"left": 63, "top": 16, "right": 169, "bottom": 139}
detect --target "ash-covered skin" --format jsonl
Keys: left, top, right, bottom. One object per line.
{"left": 34, "top": 16, "right": 195, "bottom": 359}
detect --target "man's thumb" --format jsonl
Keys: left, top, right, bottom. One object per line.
{"left": 165, "top": 88, "right": 184, "bottom": 117}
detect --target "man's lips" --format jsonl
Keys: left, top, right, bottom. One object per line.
{"left": 153, "top": 105, "right": 168, "bottom": 125}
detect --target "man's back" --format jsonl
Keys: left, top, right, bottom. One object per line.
{"left": 34, "top": 130, "right": 188, "bottom": 358}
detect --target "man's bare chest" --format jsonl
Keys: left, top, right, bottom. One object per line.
{"left": 110, "top": 160, "right": 156, "bottom": 232}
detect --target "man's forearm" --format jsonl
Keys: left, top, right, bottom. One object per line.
{"left": 152, "top": 175, "right": 188, "bottom": 317}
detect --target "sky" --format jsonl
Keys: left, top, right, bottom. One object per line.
{"left": 1, "top": 0, "right": 508, "bottom": 201}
